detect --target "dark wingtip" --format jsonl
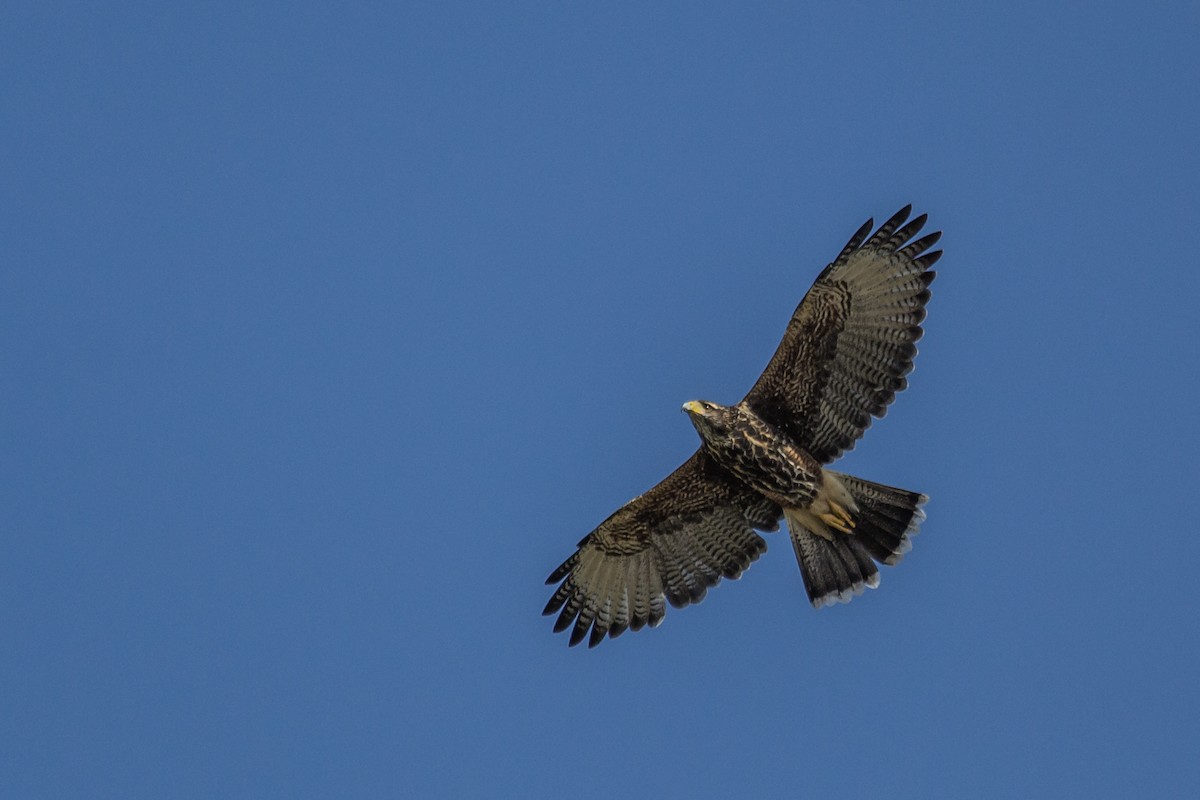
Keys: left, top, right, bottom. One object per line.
{"left": 916, "top": 230, "right": 942, "bottom": 250}
{"left": 552, "top": 607, "right": 575, "bottom": 632}
{"left": 837, "top": 217, "right": 874, "bottom": 262}
{"left": 855, "top": 218, "right": 874, "bottom": 242}
{"left": 545, "top": 553, "right": 576, "bottom": 585}
{"left": 588, "top": 625, "right": 607, "bottom": 648}
{"left": 881, "top": 205, "right": 912, "bottom": 229}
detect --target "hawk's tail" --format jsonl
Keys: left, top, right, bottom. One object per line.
{"left": 784, "top": 472, "right": 927, "bottom": 608}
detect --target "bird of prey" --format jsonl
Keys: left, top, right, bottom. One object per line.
{"left": 544, "top": 206, "right": 941, "bottom": 647}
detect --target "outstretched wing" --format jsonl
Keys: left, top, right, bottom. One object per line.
{"left": 543, "top": 451, "right": 780, "bottom": 647}
{"left": 743, "top": 206, "right": 942, "bottom": 464}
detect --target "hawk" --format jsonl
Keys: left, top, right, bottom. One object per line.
{"left": 544, "top": 206, "right": 941, "bottom": 647}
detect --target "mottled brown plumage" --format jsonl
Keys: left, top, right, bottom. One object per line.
{"left": 544, "top": 206, "right": 941, "bottom": 647}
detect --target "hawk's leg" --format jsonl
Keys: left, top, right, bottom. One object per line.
{"left": 818, "top": 500, "right": 855, "bottom": 534}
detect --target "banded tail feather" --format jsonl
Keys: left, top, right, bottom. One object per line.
{"left": 784, "top": 472, "right": 927, "bottom": 608}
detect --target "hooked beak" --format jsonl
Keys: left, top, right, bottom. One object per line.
{"left": 682, "top": 400, "right": 704, "bottom": 415}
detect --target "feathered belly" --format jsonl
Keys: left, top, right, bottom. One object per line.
{"left": 712, "top": 433, "right": 825, "bottom": 508}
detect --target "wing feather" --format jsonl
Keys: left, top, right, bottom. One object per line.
{"left": 544, "top": 451, "right": 780, "bottom": 647}
{"left": 744, "top": 206, "right": 941, "bottom": 463}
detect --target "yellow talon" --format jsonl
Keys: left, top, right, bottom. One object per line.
{"left": 831, "top": 500, "right": 856, "bottom": 527}
{"left": 818, "top": 512, "right": 854, "bottom": 534}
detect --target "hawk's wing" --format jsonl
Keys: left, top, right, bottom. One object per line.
{"left": 544, "top": 451, "right": 781, "bottom": 647}
{"left": 743, "top": 206, "right": 942, "bottom": 464}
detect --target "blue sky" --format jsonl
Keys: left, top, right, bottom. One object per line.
{"left": 4, "top": 2, "right": 1199, "bottom": 797}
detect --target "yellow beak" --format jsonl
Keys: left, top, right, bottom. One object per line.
{"left": 682, "top": 400, "right": 704, "bottom": 415}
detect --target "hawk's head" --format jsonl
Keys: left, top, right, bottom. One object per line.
{"left": 682, "top": 399, "right": 740, "bottom": 444}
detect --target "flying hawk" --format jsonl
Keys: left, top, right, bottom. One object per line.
{"left": 544, "top": 206, "right": 941, "bottom": 647}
